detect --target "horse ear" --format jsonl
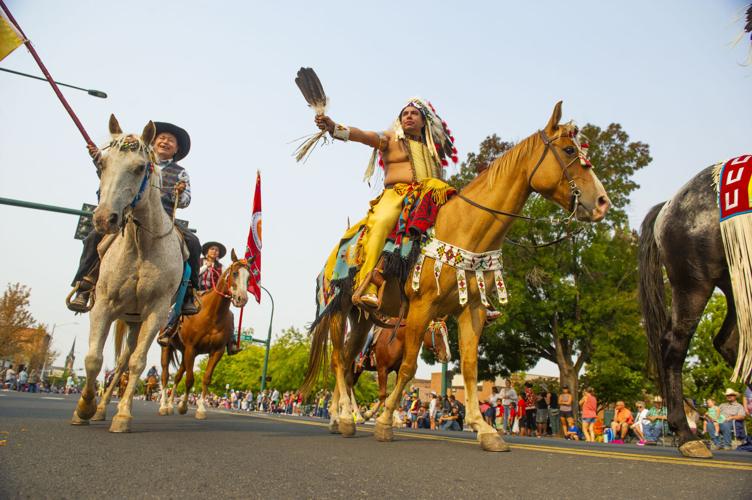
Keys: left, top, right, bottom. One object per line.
{"left": 231, "top": 248, "right": 238, "bottom": 262}
{"left": 545, "top": 101, "right": 563, "bottom": 132}
{"left": 141, "top": 121, "right": 156, "bottom": 145}
{"left": 109, "top": 114, "right": 123, "bottom": 136}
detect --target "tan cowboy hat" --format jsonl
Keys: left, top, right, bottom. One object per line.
{"left": 724, "top": 388, "right": 739, "bottom": 397}
{"left": 653, "top": 395, "right": 663, "bottom": 403}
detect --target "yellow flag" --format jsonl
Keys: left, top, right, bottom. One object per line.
{"left": 0, "top": 11, "right": 23, "bottom": 62}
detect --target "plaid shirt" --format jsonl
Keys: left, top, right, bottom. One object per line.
{"left": 158, "top": 160, "right": 191, "bottom": 215}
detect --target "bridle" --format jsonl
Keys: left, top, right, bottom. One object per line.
{"left": 212, "top": 260, "right": 249, "bottom": 300}
{"left": 457, "top": 128, "right": 587, "bottom": 224}
{"left": 101, "top": 138, "right": 174, "bottom": 238}
{"left": 426, "top": 324, "right": 449, "bottom": 361}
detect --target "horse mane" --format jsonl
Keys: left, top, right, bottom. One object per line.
{"left": 462, "top": 121, "right": 579, "bottom": 192}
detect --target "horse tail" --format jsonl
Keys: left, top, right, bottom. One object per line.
{"left": 168, "top": 344, "right": 180, "bottom": 370}
{"left": 114, "top": 320, "right": 127, "bottom": 364}
{"left": 638, "top": 202, "right": 669, "bottom": 396}
{"left": 300, "top": 314, "right": 332, "bottom": 398}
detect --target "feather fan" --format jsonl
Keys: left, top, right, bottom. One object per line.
{"left": 294, "top": 67, "right": 329, "bottom": 162}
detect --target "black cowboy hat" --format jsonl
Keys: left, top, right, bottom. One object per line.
{"left": 154, "top": 122, "right": 191, "bottom": 162}
{"left": 201, "top": 241, "right": 226, "bottom": 259}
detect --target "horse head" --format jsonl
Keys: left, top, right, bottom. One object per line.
{"left": 521, "top": 101, "right": 610, "bottom": 222}
{"left": 424, "top": 320, "right": 451, "bottom": 364}
{"left": 227, "top": 248, "right": 251, "bottom": 308}
{"left": 93, "top": 114, "right": 157, "bottom": 233}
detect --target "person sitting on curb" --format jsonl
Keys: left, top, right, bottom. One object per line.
{"left": 610, "top": 400, "right": 634, "bottom": 444}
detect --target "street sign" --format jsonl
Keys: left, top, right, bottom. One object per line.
{"left": 241, "top": 334, "right": 253, "bottom": 341}
{"left": 73, "top": 203, "right": 96, "bottom": 240}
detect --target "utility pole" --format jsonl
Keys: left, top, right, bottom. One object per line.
{"left": 259, "top": 286, "right": 274, "bottom": 393}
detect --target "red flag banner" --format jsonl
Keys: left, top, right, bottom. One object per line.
{"left": 245, "top": 171, "right": 262, "bottom": 303}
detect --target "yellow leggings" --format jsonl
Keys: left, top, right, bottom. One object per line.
{"left": 356, "top": 188, "right": 405, "bottom": 293}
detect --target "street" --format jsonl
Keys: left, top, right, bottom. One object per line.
{"left": 0, "top": 391, "right": 750, "bottom": 499}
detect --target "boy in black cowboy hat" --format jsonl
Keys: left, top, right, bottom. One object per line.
{"left": 68, "top": 121, "right": 202, "bottom": 316}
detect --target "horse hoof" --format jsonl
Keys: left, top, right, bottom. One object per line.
{"left": 178, "top": 404, "right": 188, "bottom": 415}
{"left": 109, "top": 415, "right": 132, "bottom": 433}
{"left": 363, "top": 410, "right": 374, "bottom": 421}
{"left": 374, "top": 421, "right": 394, "bottom": 442}
{"left": 70, "top": 410, "right": 90, "bottom": 426}
{"left": 339, "top": 420, "right": 356, "bottom": 437}
{"left": 91, "top": 408, "right": 106, "bottom": 421}
{"left": 195, "top": 410, "right": 207, "bottom": 420}
{"left": 75, "top": 397, "right": 97, "bottom": 421}
{"left": 679, "top": 440, "right": 712, "bottom": 459}
{"left": 158, "top": 407, "right": 169, "bottom": 416}
{"left": 328, "top": 421, "right": 341, "bottom": 434}
{"left": 479, "top": 432, "right": 511, "bottom": 452}
{"left": 167, "top": 405, "right": 174, "bottom": 415}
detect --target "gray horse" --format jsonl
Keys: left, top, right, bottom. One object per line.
{"left": 71, "top": 115, "right": 185, "bottom": 433}
{"left": 638, "top": 164, "right": 744, "bottom": 459}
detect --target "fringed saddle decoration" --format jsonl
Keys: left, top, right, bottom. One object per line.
{"left": 413, "top": 228, "right": 508, "bottom": 307}
{"left": 714, "top": 154, "right": 752, "bottom": 382}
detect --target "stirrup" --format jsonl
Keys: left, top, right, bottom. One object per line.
{"left": 157, "top": 321, "right": 179, "bottom": 347}
{"left": 65, "top": 279, "right": 96, "bottom": 313}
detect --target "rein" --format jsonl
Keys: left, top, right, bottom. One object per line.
{"left": 455, "top": 129, "right": 584, "bottom": 248}
{"left": 211, "top": 260, "right": 249, "bottom": 299}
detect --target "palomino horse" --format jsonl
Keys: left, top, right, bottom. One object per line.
{"left": 159, "top": 250, "right": 250, "bottom": 419}
{"left": 352, "top": 321, "right": 450, "bottom": 421}
{"left": 303, "top": 102, "right": 610, "bottom": 451}
{"left": 71, "top": 116, "right": 185, "bottom": 432}
{"left": 639, "top": 163, "right": 750, "bottom": 459}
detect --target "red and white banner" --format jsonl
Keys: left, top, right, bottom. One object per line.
{"left": 720, "top": 155, "right": 752, "bottom": 221}
{"left": 245, "top": 171, "right": 262, "bottom": 303}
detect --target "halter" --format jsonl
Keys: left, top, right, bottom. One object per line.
{"left": 130, "top": 162, "right": 153, "bottom": 208}
{"left": 212, "top": 260, "right": 249, "bottom": 299}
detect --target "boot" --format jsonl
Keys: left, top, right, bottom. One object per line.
{"left": 226, "top": 341, "right": 240, "bottom": 356}
{"left": 181, "top": 284, "right": 200, "bottom": 316}
{"left": 67, "top": 276, "right": 96, "bottom": 313}
{"left": 157, "top": 319, "right": 179, "bottom": 347}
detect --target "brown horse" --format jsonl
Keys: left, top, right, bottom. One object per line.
{"left": 352, "top": 321, "right": 450, "bottom": 421}
{"left": 144, "top": 375, "right": 159, "bottom": 401}
{"left": 159, "top": 250, "right": 250, "bottom": 419}
{"left": 302, "top": 102, "right": 610, "bottom": 451}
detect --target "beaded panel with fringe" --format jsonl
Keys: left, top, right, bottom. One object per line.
{"left": 714, "top": 154, "right": 752, "bottom": 382}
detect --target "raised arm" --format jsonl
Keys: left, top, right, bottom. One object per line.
{"left": 315, "top": 115, "right": 388, "bottom": 150}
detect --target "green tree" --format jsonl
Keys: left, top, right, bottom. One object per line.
{"left": 194, "top": 326, "right": 380, "bottom": 404}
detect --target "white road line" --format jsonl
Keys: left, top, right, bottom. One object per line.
{"left": 41, "top": 397, "right": 65, "bottom": 400}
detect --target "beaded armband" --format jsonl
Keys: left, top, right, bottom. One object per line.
{"left": 332, "top": 123, "right": 350, "bottom": 141}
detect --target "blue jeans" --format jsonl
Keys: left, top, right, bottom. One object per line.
{"left": 643, "top": 420, "right": 666, "bottom": 442}
{"left": 503, "top": 405, "right": 514, "bottom": 431}
{"left": 441, "top": 420, "right": 461, "bottom": 431}
{"left": 716, "top": 420, "right": 747, "bottom": 447}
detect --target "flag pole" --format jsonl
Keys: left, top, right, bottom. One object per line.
{"left": 236, "top": 306, "right": 244, "bottom": 349}
{"left": 0, "top": 0, "right": 94, "bottom": 146}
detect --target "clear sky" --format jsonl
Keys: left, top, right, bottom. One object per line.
{"left": 1, "top": 1, "right": 750, "bottom": 380}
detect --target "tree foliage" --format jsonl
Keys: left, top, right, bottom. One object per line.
{"left": 0, "top": 283, "right": 36, "bottom": 359}
{"left": 193, "top": 326, "right": 379, "bottom": 403}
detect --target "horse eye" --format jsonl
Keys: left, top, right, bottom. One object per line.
{"left": 564, "top": 146, "right": 576, "bottom": 155}
{"left": 135, "top": 164, "right": 145, "bottom": 174}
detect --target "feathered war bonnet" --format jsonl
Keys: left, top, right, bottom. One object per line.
{"left": 363, "top": 97, "right": 458, "bottom": 182}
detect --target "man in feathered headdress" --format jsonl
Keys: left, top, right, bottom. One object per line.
{"left": 316, "top": 99, "right": 458, "bottom": 308}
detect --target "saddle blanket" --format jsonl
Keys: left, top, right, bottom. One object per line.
{"left": 718, "top": 155, "right": 752, "bottom": 221}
